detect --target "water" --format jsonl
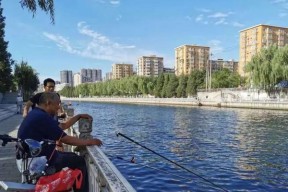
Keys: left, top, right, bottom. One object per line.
{"left": 72, "top": 101, "right": 288, "bottom": 192}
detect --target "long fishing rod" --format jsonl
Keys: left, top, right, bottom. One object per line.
{"left": 116, "top": 132, "right": 229, "bottom": 192}
{"left": 107, "top": 154, "right": 195, "bottom": 182}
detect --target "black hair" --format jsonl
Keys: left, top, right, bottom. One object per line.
{"left": 43, "top": 78, "right": 55, "bottom": 86}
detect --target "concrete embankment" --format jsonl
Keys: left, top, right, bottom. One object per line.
{"left": 62, "top": 97, "right": 201, "bottom": 107}
{"left": 62, "top": 97, "right": 288, "bottom": 111}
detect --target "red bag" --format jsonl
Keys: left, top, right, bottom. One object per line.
{"left": 35, "top": 167, "right": 82, "bottom": 192}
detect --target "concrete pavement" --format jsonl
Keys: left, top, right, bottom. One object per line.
{"left": 0, "top": 104, "right": 23, "bottom": 183}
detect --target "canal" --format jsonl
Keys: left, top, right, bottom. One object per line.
{"left": 72, "top": 101, "right": 288, "bottom": 192}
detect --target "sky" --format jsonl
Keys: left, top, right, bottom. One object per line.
{"left": 2, "top": 0, "right": 288, "bottom": 82}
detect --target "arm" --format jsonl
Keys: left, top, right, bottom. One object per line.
{"left": 23, "top": 100, "right": 33, "bottom": 118}
{"left": 60, "top": 135, "right": 102, "bottom": 146}
{"left": 59, "top": 114, "right": 93, "bottom": 130}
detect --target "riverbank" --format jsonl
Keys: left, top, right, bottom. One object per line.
{"left": 61, "top": 97, "right": 288, "bottom": 111}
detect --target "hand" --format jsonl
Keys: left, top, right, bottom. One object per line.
{"left": 87, "top": 138, "right": 102, "bottom": 146}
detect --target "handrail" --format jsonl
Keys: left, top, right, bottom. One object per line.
{"left": 63, "top": 105, "right": 135, "bottom": 192}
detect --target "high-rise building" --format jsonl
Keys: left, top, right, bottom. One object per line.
{"left": 80, "top": 68, "right": 102, "bottom": 83}
{"left": 73, "top": 73, "right": 81, "bottom": 87}
{"left": 105, "top": 72, "right": 113, "bottom": 81}
{"left": 137, "top": 55, "right": 164, "bottom": 77}
{"left": 175, "top": 45, "right": 210, "bottom": 76}
{"left": 239, "top": 24, "right": 288, "bottom": 76}
{"left": 60, "top": 70, "right": 73, "bottom": 86}
{"left": 112, "top": 64, "right": 133, "bottom": 79}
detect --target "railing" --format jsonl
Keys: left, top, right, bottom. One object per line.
{"left": 63, "top": 106, "right": 136, "bottom": 192}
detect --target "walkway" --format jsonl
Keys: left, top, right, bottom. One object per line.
{"left": 0, "top": 104, "right": 23, "bottom": 183}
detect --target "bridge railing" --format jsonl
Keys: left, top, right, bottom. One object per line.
{"left": 64, "top": 107, "right": 136, "bottom": 192}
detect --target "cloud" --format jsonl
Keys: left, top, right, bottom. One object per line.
{"left": 279, "top": 12, "right": 288, "bottom": 17}
{"left": 214, "top": 18, "right": 228, "bottom": 25}
{"left": 208, "top": 40, "right": 224, "bottom": 57}
{"left": 110, "top": 0, "right": 120, "bottom": 5}
{"left": 271, "top": 0, "right": 287, "bottom": 3}
{"left": 93, "top": 0, "right": 120, "bottom": 5}
{"left": 232, "top": 21, "right": 245, "bottom": 27}
{"left": 43, "top": 22, "right": 157, "bottom": 64}
{"left": 194, "top": 10, "right": 241, "bottom": 27}
{"left": 208, "top": 12, "right": 231, "bottom": 18}
{"left": 116, "top": 14, "right": 122, "bottom": 21}
{"left": 195, "top": 14, "right": 203, "bottom": 22}
{"left": 198, "top": 8, "right": 211, "bottom": 13}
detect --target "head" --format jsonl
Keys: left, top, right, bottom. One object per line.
{"left": 38, "top": 92, "right": 60, "bottom": 116}
{"left": 43, "top": 78, "right": 56, "bottom": 92}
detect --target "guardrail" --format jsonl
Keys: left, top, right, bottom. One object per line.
{"left": 64, "top": 106, "right": 136, "bottom": 192}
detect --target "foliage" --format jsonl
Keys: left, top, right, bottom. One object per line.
{"left": 186, "top": 70, "right": 205, "bottom": 96}
{"left": 14, "top": 61, "right": 39, "bottom": 100}
{"left": 60, "top": 69, "right": 245, "bottom": 98}
{"left": 20, "top": 0, "right": 55, "bottom": 24}
{"left": 211, "top": 69, "right": 241, "bottom": 88}
{"left": 0, "top": 2, "right": 13, "bottom": 93}
{"left": 245, "top": 45, "right": 288, "bottom": 89}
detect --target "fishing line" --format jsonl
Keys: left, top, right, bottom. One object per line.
{"left": 116, "top": 132, "right": 229, "bottom": 192}
{"left": 106, "top": 154, "right": 194, "bottom": 182}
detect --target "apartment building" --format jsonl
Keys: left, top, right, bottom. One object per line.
{"left": 112, "top": 64, "right": 133, "bottom": 79}
{"left": 80, "top": 68, "right": 102, "bottom": 83}
{"left": 73, "top": 72, "right": 81, "bottom": 87}
{"left": 239, "top": 24, "right": 288, "bottom": 76}
{"left": 60, "top": 70, "right": 73, "bottom": 86}
{"left": 175, "top": 45, "right": 210, "bottom": 76}
{"left": 211, "top": 59, "right": 238, "bottom": 73}
{"left": 137, "top": 55, "right": 164, "bottom": 77}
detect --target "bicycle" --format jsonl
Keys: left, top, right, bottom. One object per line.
{"left": 0, "top": 134, "right": 56, "bottom": 191}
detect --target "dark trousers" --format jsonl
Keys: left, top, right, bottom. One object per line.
{"left": 51, "top": 151, "right": 88, "bottom": 192}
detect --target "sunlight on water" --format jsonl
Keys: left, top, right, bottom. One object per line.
{"left": 73, "top": 102, "right": 288, "bottom": 192}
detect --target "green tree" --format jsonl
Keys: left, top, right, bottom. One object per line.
{"left": 14, "top": 61, "right": 39, "bottom": 100}
{"left": 166, "top": 74, "right": 178, "bottom": 98}
{"left": 154, "top": 74, "right": 164, "bottom": 97}
{"left": 0, "top": 1, "right": 13, "bottom": 93}
{"left": 176, "top": 75, "right": 187, "bottom": 98}
{"left": 186, "top": 70, "right": 205, "bottom": 96}
{"left": 20, "top": 0, "right": 55, "bottom": 23}
{"left": 211, "top": 68, "right": 240, "bottom": 88}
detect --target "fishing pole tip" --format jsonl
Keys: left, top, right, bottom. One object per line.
{"left": 115, "top": 132, "right": 120, "bottom": 137}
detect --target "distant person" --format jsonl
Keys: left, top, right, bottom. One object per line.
{"left": 17, "top": 92, "right": 102, "bottom": 191}
{"left": 23, "top": 78, "right": 64, "bottom": 118}
{"left": 16, "top": 94, "right": 23, "bottom": 114}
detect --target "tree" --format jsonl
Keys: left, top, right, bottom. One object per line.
{"left": 176, "top": 75, "right": 187, "bottom": 98}
{"left": 186, "top": 70, "right": 205, "bottom": 96}
{"left": 0, "top": 1, "right": 13, "bottom": 93}
{"left": 20, "top": 0, "right": 55, "bottom": 24}
{"left": 14, "top": 61, "right": 39, "bottom": 100}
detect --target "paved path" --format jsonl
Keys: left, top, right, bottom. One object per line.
{"left": 0, "top": 104, "right": 23, "bottom": 183}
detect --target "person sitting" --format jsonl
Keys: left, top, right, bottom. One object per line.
{"left": 17, "top": 92, "right": 102, "bottom": 191}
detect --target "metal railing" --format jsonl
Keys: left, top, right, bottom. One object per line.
{"left": 64, "top": 107, "right": 135, "bottom": 192}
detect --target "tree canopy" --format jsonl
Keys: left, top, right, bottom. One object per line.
{"left": 20, "top": 0, "right": 55, "bottom": 24}
{"left": 0, "top": 1, "right": 13, "bottom": 93}
{"left": 245, "top": 45, "right": 288, "bottom": 89}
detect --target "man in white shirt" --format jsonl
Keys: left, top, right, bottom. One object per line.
{"left": 16, "top": 94, "right": 23, "bottom": 114}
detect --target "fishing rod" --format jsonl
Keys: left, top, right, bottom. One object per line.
{"left": 107, "top": 154, "right": 195, "bottom": 182}
{"left": 116, "top": 132, "right": 229, "bottom": 192}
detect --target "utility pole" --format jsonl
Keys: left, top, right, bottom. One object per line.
{"left": 209, "top": 53, "right": 213, "bottom": 90}
{"left": 206, "top": 58, "right": 208, "bottom": 91}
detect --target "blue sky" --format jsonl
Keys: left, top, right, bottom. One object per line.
{"left": 2, "top": 0, "right": 288, "bottom": 82}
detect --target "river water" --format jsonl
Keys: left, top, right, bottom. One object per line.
{"left": 72, "top": 101, "right": 288, "bottom": 192}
